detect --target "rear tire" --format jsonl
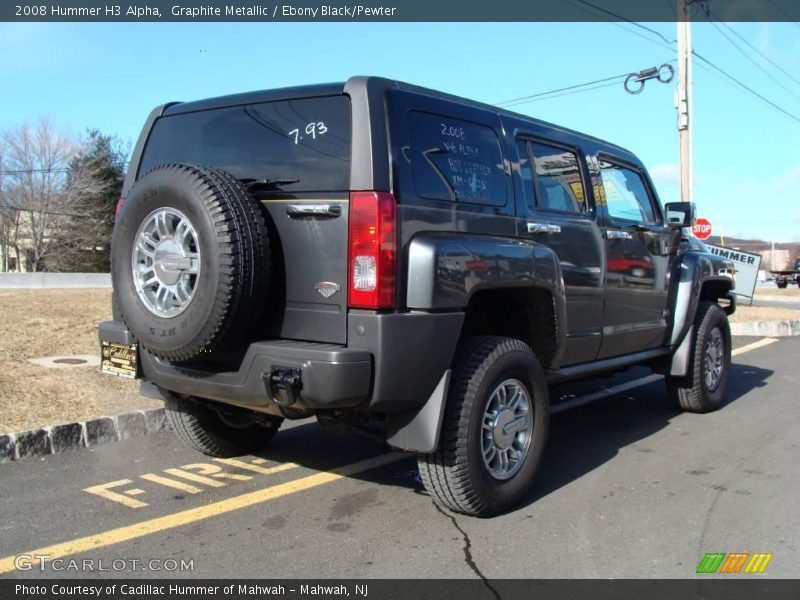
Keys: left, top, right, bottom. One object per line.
{"left": 417, "top": 336, "right": 549, "bottom": 517}
{"left": 666, "top": 301, "right": 731, "bottom": 413}
{"left": 165, "top": 395, "right": 283, "bottom": 458}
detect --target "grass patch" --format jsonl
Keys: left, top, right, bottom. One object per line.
{"left": 754, "top": 286, "right": 800, "bottom": 297}
{"left": 729, "top": 305, "right": 800, "bottom": 323}
{"left": 0, "top": 289, "right": 160, "bottom": 434}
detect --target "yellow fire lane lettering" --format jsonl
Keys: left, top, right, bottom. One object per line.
{"left": 0, "top": 453, "right": 405, "bottom": 575}
{"left": 181, "top": 462, "right": 253, "bottom": 482}
{"left": 84, "top": 457, "right": 299, "bottom": 508}
{"left": 163, "top": 467, "right": 227, "bottom": 488}
{"left": 83, "top": 479, "right": 149, "bottom": 509}
{"left": 139, "top": 473, "right": 203, "bottom": 495}
{"left": 214, "top": 457, "right": 298, "bottom": 476}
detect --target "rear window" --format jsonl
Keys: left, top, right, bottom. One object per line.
{"left": 138, "top": 95, "right": 351, "bottom": 191}
{"left": 408, "top": 111, "right": 507, "bottom": 206}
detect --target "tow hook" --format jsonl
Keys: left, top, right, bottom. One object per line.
{"left": 264, "top": 368, "right": 302, "bottom": 406}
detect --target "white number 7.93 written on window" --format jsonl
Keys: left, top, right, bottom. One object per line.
{"left": 288, "top": 122, "right": 328, "bottom": 144}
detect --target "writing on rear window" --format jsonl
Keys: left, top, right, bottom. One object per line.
{"left": 139, "top": 96, "right": 350, "bottom": 192}
{"left": 409, "top": 111, "right": 507, "bottom": 206}
{"left": 288, "top": 121, "right": 329, "bottom": 144}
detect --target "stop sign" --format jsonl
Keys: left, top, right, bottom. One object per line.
{"left": 693, "top": 217, "right": 712, "bottom": 240}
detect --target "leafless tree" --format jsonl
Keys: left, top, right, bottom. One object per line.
{"left": 49, "top": 144, "right": 124, "bottom": 272}
{"left": 0, "top": 119, "right": 76, "bottom": 271}
{"left": 0, "top": 199, "right": 23, "bottom": 272}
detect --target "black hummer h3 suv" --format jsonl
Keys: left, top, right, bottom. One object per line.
{"left": 100, "top": 76, "right": 736, "bottom": 517}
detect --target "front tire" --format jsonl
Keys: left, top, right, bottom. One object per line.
{"left": 165, "top": 395, "right": 283, "bottom": 457}
{"left": 666, "top": 301, "right": 731, "bottom": 413}
{"left": 417, "top": 336, "right": 549, "bottom": 517}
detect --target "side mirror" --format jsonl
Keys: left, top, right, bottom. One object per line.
{"left": 664, "top": 202, "right": 696, "bottom": 228}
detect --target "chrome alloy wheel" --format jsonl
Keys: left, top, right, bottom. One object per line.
{"left": 481, "top": 378, "right": 533, "bottom": 480}
{"left": 132, "top": 208, "right": 201, "bottom": 318}
{"left": 704, "top": 327, "right": 725, "bottom": 392}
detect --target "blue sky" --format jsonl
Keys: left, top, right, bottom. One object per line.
{"left": 1, "top": 21, "right": 798, "bottom": 242}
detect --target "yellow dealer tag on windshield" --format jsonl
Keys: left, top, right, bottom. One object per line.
{"left": 603, "top": 180, "right": 623, "bottom": 201}
{"left": 569, "top": 181, "right": 585, "bottom": 202}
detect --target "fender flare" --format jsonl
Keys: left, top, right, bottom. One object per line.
{"left": 388, "top": 232, "right": 566, "bottom": 453}
{"left": 668, "top": 250, "right": 734, "bottom": 376}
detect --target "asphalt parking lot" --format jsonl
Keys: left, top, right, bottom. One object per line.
{"left": 0, "top": 336, "right": 797, "bottom": 580}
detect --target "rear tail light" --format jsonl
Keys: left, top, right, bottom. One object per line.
{"left": 348, "top": 191, "right": 396, "bottom": 309}
{"left": 114, "top": 197, "right": 125, "bottom": 221}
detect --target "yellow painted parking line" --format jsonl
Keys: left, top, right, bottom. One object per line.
{"left": 732, "top": 337, "right": 778, "bottom": 356}
{"left": 0, "top": 453, "right": 406, "bottom": 575}
{"left": 551, "top": 336, "right": 778, "bottom": 414}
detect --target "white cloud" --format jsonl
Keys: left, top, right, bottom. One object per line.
{"left": 702, "top": 164, "right": 800, "bottom": 244}
{"left": 648, "top": 162, "right": 680, "bottom": 187}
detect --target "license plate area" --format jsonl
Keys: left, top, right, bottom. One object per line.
{"left": 101, "top": 341, "right": 139, "bottom": 379}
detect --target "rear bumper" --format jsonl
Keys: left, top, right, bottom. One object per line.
{"left": 142, "top": 340, "right": 372, "bottom": 409}
{"left": 98, "top": 311, "right": 463, "bottom": 413}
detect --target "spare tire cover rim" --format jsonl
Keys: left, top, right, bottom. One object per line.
{"left": 132, "top": 207, "right": 201, "bottom": 318}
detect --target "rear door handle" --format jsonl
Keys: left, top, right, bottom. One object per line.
{"left": 606, "top": 230, "right": 633, "bottom": 240}
{"left": 527, "top": 222, "right": 561, "bottom": 234}
{"left": 286, "top": 204, "right": 342, "bottom": 218}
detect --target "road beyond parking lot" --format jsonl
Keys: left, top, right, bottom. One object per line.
{"left": 0, "top": 337, "right": 797, "bottom": 579}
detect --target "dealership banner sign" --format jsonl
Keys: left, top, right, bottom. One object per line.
{"left": 2, "top": 0, "right": 798, "bottom": 22}
{"left": 705, "top": 243, "right": 762, "bottom": 299}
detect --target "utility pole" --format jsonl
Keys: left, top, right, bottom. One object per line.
{"left": 771, "top": 240, "right": 775, "bottom": 271}
{"left": 676, "top": 0, "right": 693, "bottom": 203}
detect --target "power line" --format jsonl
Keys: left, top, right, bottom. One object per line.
{"left": 0, "top": 202, "right": 88, "bottom": 219}
{"left": 0, "top": 164, "right": 129, "bottom": 176}
{"left": 505, "top": 81, "right": 623, "bottom": 107}
{"left": 572, "top": 0, "right": 677, "bottom": 45}
{"left": 497, "top": 73, "right": 629, "bottom": 107}
{"left": 560, "top": 0, "right": 677, "bottom": 53}
{"left": 765, "top": 0, "right": 800, "bottom": 30}
{"left": 692, "top": 50, "right": 800, "bottom": 124}
{"left": 706, "top": 19, "right": 800, "bottom": 102}
{"left": 709, "top": 17, "right": 800, "bottom": 86}
{"left": 497, "top": 0, "right": 681, "bottom": 109}
{"left": 559, "top": 0, "right": 800, "bottom": 128}
{"left": 1, "top": 168, "right": 70, "bottom": 174}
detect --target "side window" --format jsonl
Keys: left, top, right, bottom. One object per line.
{"left": 528, "top": 142, "right": 587, "bottom": 213}
{"left": 599, "top": 161, "right": 656, "bottom": 224}
{"left": 408, "top": 111, "right": 507, "bottom": 206}
{"left": 516, "top": 140, "right": 534, "bottom": 210}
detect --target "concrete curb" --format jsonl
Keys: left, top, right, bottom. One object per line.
{"left": 753, "top": 295, "right": 800, "bottom": 304}
{"left": 0, "top": 408, "right": 171, "bottom": 464}
{"left": 731, "top": 319, "right": 800, "bottom": 337}
{"left": 0, "top": 272, "right": 111, "bottom": 289}
{"left": 3, "top": 317, "right": 793, "bottom": 464}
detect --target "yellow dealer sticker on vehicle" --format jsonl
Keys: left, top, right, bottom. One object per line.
{"left": 603, "top": 179, "right": 623, "bottom": 201}
{"left": 101, "top": 341, "right": 138, "bottom": 379}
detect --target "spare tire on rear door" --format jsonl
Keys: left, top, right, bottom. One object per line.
{"left": 111, "top": 164, "right": 269, "bottom": 363}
